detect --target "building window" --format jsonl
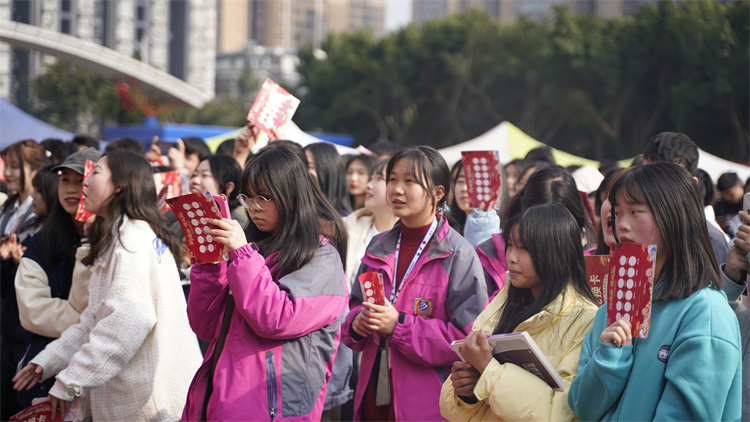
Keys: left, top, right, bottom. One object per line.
{"left": 61, "top": 19, "right": 71, "bottom": 34}
{"left": 137, "top": 6, "right": 145, "bottom": 20}
{"left": 62, "top": 0, "right": 71, "bottom": 12}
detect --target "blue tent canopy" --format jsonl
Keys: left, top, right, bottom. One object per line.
{"left": 0, "top": 98, "right": 74, "bottom": 149}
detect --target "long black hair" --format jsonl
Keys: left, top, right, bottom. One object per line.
{"left": 243, "top": 146, "right": 347, "bottom": 279}
{"left": 494, "top": 204, "right": 598, "bottom": 334}
{"left": 504, "top": 166, "right": 595, "bottom": 249}
{"left": 38, "top": 167, "right": 80, "bottom": 269}
{"left": 608, "top": 163, "right": 720, "bottom": 301}
{"left": 83, "top": 150, "right": 180, "bottom": 268}
{"left": 305, "top": 142, "right": 353, "bottom": 214}
{"left": 30, "top": 164, "right": 59, "bottom": 228}
{"left": 447, "top": 160, "right": 468, "bottom": 234}
{"left": 204, "top": 154, "right": 242, "bottom": 211}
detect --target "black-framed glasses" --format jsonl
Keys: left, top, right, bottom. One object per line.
{"left": 238, "top": 193, "right": 273, "bottom": 211}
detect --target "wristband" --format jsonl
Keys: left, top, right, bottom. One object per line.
{"left": 398, "top": 312, "right": 406, "bottom": 324}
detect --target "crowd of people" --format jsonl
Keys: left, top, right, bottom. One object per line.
{"left": 0, "top": 129, "right": 747, "bottom": 421}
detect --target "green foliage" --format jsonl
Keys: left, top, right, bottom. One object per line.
{"left": 29, "top": 61, "right": 129, "bottom": 136}
{"left": 294, "top": 1, "right": 749, "bottom": 161}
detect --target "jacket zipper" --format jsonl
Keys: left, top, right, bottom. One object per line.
{"left": 266, "top": 351, "right": 277, "bottom": 421}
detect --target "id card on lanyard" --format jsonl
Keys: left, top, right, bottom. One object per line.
{"left": 390, "top": 217, "right": 438, "bottom": 306}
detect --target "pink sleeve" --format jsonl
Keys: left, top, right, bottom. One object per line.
{"left": 342, "top": 303, "right": 369, "bottom": 351}
{"left": 187, "top": 262, "right": 229, "bottom": 341}
{"left": 227, "top": 243, "right": 348, "bottom": 340}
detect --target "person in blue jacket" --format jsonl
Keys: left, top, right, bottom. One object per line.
{"left": 568, "top": 162, "right": 742, "bottom": 421}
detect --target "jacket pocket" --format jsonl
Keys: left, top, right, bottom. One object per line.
{"left": 266, "top": 351, "right": 277, "bottom": 420}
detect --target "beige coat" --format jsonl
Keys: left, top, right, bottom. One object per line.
{"left": 440, "top": 284, "right": 598, "bottom": 422}
{"left": 32, "top": 218, "right": 202, "bottom": 422}
{"left": 15, "top": 244, "right": 91, "bottom": 337}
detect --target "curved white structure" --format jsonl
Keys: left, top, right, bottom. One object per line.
{"left": 0, "top": 21, "right": 214, "bottom": 108}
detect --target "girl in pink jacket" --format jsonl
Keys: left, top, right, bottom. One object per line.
{"left": 182, "top": 146, "right": 349, "bottom": 421}
{"left": 343, "top": 146, "right": 487, "bottom": 421}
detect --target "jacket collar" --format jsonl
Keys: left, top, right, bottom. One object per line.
{"left": 368, "top": 215, "right": 453, "bottom": 261}
{"left": 512, "top": 284, "right": 583, "bottom": 334}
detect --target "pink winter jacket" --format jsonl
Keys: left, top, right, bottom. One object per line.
{"left": 182, "top": 239, "right": 348, "bottom": 421}
{"left": 476, "top": 233, "right": 507, "bottom": 305}
{"left": 342, "top": 217, "right": 487, "bottom": 421}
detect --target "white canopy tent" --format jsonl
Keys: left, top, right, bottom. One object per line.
{"left": 438, "top": 121, "right": 750, "bottom": 182}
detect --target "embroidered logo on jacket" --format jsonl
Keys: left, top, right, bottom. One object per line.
{"left": 414, "top": 298, "right": 433, "bottom": 317}
{"left": 153, "top": 236, "right": 168, "bottom": 263}
{"left": 657, "top": 345, "right": 670, "bottom": 363}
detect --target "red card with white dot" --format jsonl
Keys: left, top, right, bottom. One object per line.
{"left": 167, "top": 192, "right": 229, "bottom": 264}
{"left": 246, "top": 78, "right": 301, "bottom": 136}
{"left": 461, "top": 151, "right": 502, "bottom": 209}
{"left": 359, "top": 272, "right": 386, "bottom": 306}
{"left": 606, "top": 243, "right": 656, "bottom": 338}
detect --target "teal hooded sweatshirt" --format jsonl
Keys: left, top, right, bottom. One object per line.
{"left": 568, "top": 286, "right": 742, "bottom": 421}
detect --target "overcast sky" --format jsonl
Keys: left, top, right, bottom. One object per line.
{"left": 385, "top": 0, "right": 412, "bottom": 31}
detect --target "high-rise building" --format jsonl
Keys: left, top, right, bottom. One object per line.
{"left": 215, "top": 0, "right": 386, "bottom": 53}
{"left": 0, "top": 0, "right": 216, "bottom": 105}
{"left": 412, "top": 0, "right": 652, "bottom": 25}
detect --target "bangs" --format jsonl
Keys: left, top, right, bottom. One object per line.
{"left": 388, "top": 150, "right": 428, "bottom": 186}
{"left": 609, "top": 171, "right": 648, "bottom": 208}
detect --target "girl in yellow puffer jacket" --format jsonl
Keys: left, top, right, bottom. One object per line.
{"left": 440, "top": 203, "right": 599, "bottom": 422}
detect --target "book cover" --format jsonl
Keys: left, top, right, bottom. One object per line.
{"left": 74, "top": 159, "right": 96, "bottom": 222}
{"left": 167, "top": 192, "right": 230, "bottom": 264}
{"left": 451, "top": 331, "right": 566, "bottom": 391}
{"left": 584, "top": 255, "right": 609, "bottom": 306}
{"left": 606, "top": 243, "right": 656, "bottom": 338}
{"left": 460, "top": 151, "right": 502, "bottom": 209}
{"left": 246, "top": 78, "right": 301, "bottom": 136}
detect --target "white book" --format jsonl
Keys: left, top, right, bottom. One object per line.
{"left": 451, "top": 331, "right": 566, "bottom": 391}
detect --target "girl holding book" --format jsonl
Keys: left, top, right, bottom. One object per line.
{"left": 343, "top": 146, "right": 487, "bottom": 422}
{"left": 567, "top": 163, "right": 742, "bottom": 420}
{"left": 13, "top": 150, "right": 202, "bottom": 421}
{"left": 440, "top": 203, "right": 599, "bottom": 421}
{"left": 182, "top": 146, "right": 349, "bottom": 421}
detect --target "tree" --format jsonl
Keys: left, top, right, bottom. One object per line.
{"left": 29, "top": 61, "right": 128, "bottom": 136}
{"left": 294, "top": 1, "right": 748, "bottom": 162}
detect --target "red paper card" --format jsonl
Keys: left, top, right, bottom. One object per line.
{"left": 167, "top": 192, "right": 230, "bottom": 264}
{"left": 154, "top": 171, "right": 182, "bottom": 213}
{"left": 74, "top": 160, "right": 96, "bottom": 222}
{"left": 584, "top": 255, "right": 609, "bottom": 306}
{"left": 10, "top": 399, "right": 62, "bottom": 421}
{"left": 359, "top": 272, "right": 386, "bottom": 306}
{"left": 461, "top": 151, "right": 502, "bottom": 209}
{"left": 246, "top": 78, "right": 301, "bottom": 136}
{"left": 606, "top": 243, "right": 656, "bottom": 338}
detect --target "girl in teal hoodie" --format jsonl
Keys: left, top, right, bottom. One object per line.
{"left": 568, "top": 162, "right": 742, "bottom": 421}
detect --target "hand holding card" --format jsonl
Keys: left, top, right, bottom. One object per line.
{"left": 606, "top": 243, "right": 656, "bottom": 338}
{"left": 359, "top": 272, "right": 386, "bottom": 306}
{"left": 167, "top": 192, "right": 231, "bottom": 264}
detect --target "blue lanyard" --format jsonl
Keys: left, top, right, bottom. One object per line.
{"left": 390, "top": 217, "right": 438, "bottom": 305}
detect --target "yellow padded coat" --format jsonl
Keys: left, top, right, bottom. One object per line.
{"left": 440, "top": 283, "right": 598, "bottom": 422}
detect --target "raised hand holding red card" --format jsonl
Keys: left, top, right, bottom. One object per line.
{"left": 246, "top": 78, "right": 301, "bottom": 136}
{"left": 167, "top": 192, "right": 230, "bottom": 264}
{"left": 606, "top": 243, "right": 656, "bottom": 338}
{"left": 461, "top": 151, "right": 502, "bottom": 209}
